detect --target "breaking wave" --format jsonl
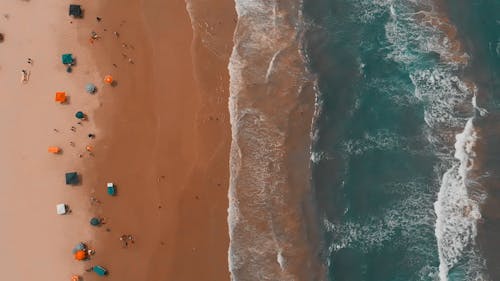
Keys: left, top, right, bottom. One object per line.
{"left": 227, "top": 0, "right": 327, "bottom": 280}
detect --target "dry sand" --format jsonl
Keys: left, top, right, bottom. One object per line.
{"left": 0, "top": 0, "right": 100, "bottom": 280}
{"left": 0, "top": 0, "right": 235, "bottom": 280}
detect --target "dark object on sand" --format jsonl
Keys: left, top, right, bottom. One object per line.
{"left": 0, "top": 33, "right": 4, "bottom": 43}
{"left": 86, "top": 83, "right": 96, "bottom": 94}
{"left": 107, "top": 183, "right": 116, "bottom": 196}
{"left": 75, "top": 111, "right": 85, "bottom": 119}
{"left": 69, "top": 5, "right": 82, "bottom": 18}
{"left": 90, "top": 217, "right": 101, "bottom": 226}
{"left": 62, "top": 53, "right": 74, "bottom": 65}
{"left": 65, "top": 172, "right": 79, "bottom": 185}
{"left": 93, "top": 266, "right": 108, "bottom": 276}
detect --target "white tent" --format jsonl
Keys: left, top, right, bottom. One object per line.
{"left": 56, "top": 203, "right": 68, "bottom": 215}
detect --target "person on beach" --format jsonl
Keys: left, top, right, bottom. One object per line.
{"left": 120, "top": 235, "right": 129, "bottom": 248}
{"left": 27, "top": 58, "right": 33, "bottom": 65}
{"left": 20, "top": 70, "right": 29, "bottom": 83}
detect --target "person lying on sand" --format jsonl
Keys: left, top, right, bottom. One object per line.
{"left": 20, "top": 70, "right": 29, "bottom": 83}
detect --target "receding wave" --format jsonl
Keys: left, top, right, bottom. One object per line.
{"left": 227, "top": 0, "right": 327, "bottom": 280}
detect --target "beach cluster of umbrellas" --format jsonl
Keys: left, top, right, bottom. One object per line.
{"left": 52, "top": 5, "right": 122, "bottom": 280}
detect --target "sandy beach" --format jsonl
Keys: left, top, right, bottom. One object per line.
{"left": 0, "top": 0, "right": 235, "bottom": 280}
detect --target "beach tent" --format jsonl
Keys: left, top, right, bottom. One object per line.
{"left": 74, "top": 250, "right": 86, "bottom": 261}
{"left": 75, "top": 111, "right": 85, "bottom": 119}
{"left": 56, "top": 203, "right": 68, "bottom": 215}
{"left": 48, "top": 146, "right": 61, "bottom": 154}
{"left": 69, "top": 5, "right": 82, "bottom": 18}
{"left": 90, "top": 217, "right": 101, "bottom": 226}
{"left": 65, "top": 172, "right": 79, "bottom": 185}
{"left": 86, "top": 83, "right": 96, "bottom": 94}
{"left": 93, "top": 266, "right": 108, "bottom": 276}
{"left": 55, "top": 92, "right": 67, "bottom": 103}
{"left": 62, "top": 54, "right": 74, "bottom": 65}
{"left": 107, "top": 183, "right": 116, "bottom": 196}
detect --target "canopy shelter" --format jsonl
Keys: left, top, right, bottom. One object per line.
{"left": 69, "top": 5, "right": 82, "bottom": 18}
{"left": 55, "top": 92, "right": 67, "bottom": 103}
{"left": 90, "top": 217, "right": 101, "bottom": 226}
{"left": 86, "top": 83, "right": 96, "bottom": 94}
{"left": 61, "top": 54, "right": 74, "bottom": 65}
{"left": 65, "top": 172, "right": 79, "bottom": 185}
{"left": 56, "top": 203, "right": 68, "bottom": 215}
{"left": 93, "top": 266, "right": 108, "bottom": 276}
{"left": 107, "top": 183, "right": 116, "bottom": 196}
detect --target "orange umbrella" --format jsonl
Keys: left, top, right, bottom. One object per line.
{"left": 48, "top": 146, "right": 61, "bottom": 154}
{"left": 85, "top": 145, "right": 93, "bottom": 152}
{"left": 74, "top": 250, "right": 86, "bottom": 261}
{"left": 55, "top": 92, "right": 67, "bottom": 103}
{"left": 104, "top": 75, "right": 113, "bottom": 84}
{"left": 71, "top": 275, "right": 80, "bottom": 281}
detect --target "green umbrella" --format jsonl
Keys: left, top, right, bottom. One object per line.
{"left": 86, "top": 83, "right": 96, "bottom": 94}
{"left": 75, "top": 111, "right": 85, "bottom": 119}
{"left": 90, "top": 217, "right": 101, "bottom": 226}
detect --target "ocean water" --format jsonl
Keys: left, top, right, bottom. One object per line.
{"left": 227, "top": 0, "right": 499, "bottom": 280}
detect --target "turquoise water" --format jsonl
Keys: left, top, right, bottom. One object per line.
{"left": 305, "top": 0, "right": 499, "bottom": 280}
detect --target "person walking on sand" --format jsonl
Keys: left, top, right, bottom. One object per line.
{"left": 20, "top": 70, "right": 29, "bottom": 83}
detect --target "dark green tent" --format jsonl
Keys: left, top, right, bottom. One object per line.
{"left": 62, "top": 54, "right": 74, "bottom": 65}
{"left": 69, "top": 5, "right": 82, "bottom": 18}
{"left": 65, "top": 172, "right": 79, "bottom": 185}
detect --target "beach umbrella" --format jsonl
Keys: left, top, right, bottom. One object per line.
{"left": 74, "top": 250, "right": 86, "bottom": 261}
{"left": 104, "top": 75, "right": 113, "bottom": 85}
{"left": 75, "top": 242, "right": 86, "bottom": 251}
{"left": 75, "top": 111, "right": 85, "bottom": 119}
{"left": 55, "top": 92, "right": 67, "bottom": 103}
{"left": 65, "top": 172, "right": 79, "bottom": 185}
{"left": 86, "top": 83, "right": 96, "bottom": 94}
{"left": 90, "top": 217, "right": 101, "bottom": 226}
{"left": 71, "top": 275, "right": 81, "bottom": 281}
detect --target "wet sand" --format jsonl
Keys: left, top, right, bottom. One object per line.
{"left": 0, "top": 0, "right": 235, "bottom": 280}
{"left": 72, "top": 0, "right": 235, "bottom": 280}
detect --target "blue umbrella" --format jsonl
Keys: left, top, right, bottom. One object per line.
{"left": 86, "top": 83, "right": 96, "bottom": 94}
